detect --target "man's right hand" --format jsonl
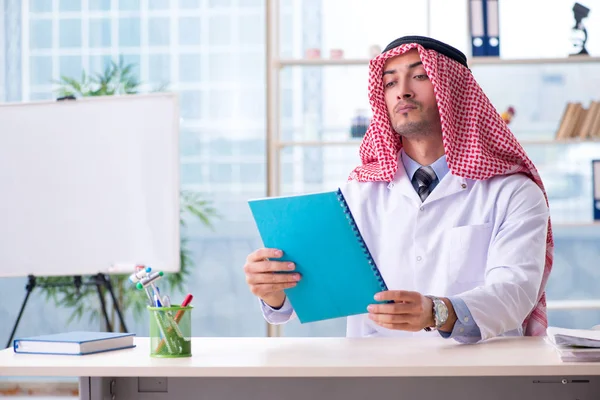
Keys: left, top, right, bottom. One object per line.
{"left": 244, "top": 248, "right": 300, "bottom": 309}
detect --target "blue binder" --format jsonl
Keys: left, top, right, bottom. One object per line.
{"left": 593, "top": 160, "right": 600, "bottom": 221}
{"left": 248, "top": 188, "right": 389, "bottom": 323}
{"left": 469, "top": 0, "right": 500, "bottom": 57}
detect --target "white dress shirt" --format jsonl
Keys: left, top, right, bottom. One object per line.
{"left": 260, "top": 150, "right": 549, "bottom": 342}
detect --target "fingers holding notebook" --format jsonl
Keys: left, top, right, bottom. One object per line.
{"left": 244, "top": 248, "right": 301, "bottom": 309}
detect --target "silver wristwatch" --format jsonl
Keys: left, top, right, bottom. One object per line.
{"left": 424, "top": 295, "right": 448, "bottom": 331}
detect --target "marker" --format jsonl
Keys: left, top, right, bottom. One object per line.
{"left": 128, "top": 266, "right": 152, "bottom": 284}
{"left": 174, "top": 294, "right": 193, "bottom": 323}
{"left": 129, "top": 266, "right": 153, "bottom": 304}
{"left": 136, "top": 271, "right": 164, "bottom": 290}
{"left": 136, "top": 271, "right": 164, "bottom": 300}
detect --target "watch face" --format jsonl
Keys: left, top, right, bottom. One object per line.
{"left": 435, "top": 299, "right": 448, "bottom": 326}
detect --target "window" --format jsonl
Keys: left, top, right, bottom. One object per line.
{"left": 148, "top": 18, "right": 170, "bottom": 46}
{"left": 29, "top": 20, "right": 52, "bottom": 49}
{"left": 10, "top": 2, "right": 268, "bottom": 342}
{"left": 148, "top": 54, "right": 171, "bottom": 85}
{"left": 119, "top": 18, "right": 141, "bottom": 47}
{"left": 89, "top": 0, "right": 111, "bottom": 11}
{"left": 149, "top": 0, "right": 170, "bottom": 10}
{"left": 29, "top": 0, "right": 52, "bottom": 13}
{"left": 179, "top": 54, "right": 202, "bottom": 82}
{"left": 179, "top": 17, "right": 202, "bottom": 46}
{"left": 181, "top": 0, "right": 203, "bottom": 8}
{"left": 59, "top": 0, "right": 81, "bottom": 12}
{"left": 238, "top": 14, "right": 263, "bottom": 46}
{"left": 59, "top": 18, "right": 82, "bottom": 48}
{"left": 119, "top": 0, "right": 141, "bottom": 11}
{"left": 208, "top": 15, "right": 231, "bottom": 46}
{"left": 208, "top": 53, "right": 233, "bottom": 81}
{"left": 179, "top": 90, "right": 203, "bottom": 120}
{"left": 29, "top": 56, "right": 52, "bottom": 86}
{"left": 89, "top": 18, "right": 111, "bottom": 47}
{"left": 59, "top": 56, "right": 83, "bottom": 80}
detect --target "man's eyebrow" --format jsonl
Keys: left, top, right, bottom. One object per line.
{"left": 382, "top": 61, "right": 423, "bottom": 76}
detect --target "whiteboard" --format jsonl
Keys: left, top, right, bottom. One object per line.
{"left": 0, "top": 93, "right": 180, "bottom": 277}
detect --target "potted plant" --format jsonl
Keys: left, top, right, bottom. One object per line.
{"left": 36, "top": 57, "right": 217, "bottom": 331}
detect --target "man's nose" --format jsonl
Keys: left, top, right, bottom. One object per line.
{"left": 397, "top": 83, "right": 414, "bottom": 100}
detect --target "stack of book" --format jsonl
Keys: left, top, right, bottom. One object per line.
{"left": 546, "top": 326, "right": 600, "bottom": 362}
{"left": 555, "top": 101, "right": 600, "bottom": 140}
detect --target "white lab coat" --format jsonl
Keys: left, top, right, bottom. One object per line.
{"left": 261, "top": 159, "right": 549, "bottom": 341}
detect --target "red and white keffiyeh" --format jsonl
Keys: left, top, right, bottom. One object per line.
{"left": 349, "top": 42, "right": 553, "bottom": 336}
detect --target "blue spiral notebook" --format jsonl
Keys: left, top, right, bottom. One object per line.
{"left": 248, "top": 188, "right": 389, "bottom": 323}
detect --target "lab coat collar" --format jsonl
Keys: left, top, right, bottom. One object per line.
{"left": 388, "top": 152, "right": 469, "bottom": 205}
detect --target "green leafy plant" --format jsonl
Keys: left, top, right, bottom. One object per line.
{"left": 37, "top": 58, "right": 218, "bottom": 332}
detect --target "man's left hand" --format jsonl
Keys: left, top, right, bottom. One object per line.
{"left": 367, "top": 290, "right": 434, "bottom": 331}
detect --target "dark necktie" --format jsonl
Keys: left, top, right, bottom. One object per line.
{"left": 413, "top": 166, "right": 437, "bottom": 201}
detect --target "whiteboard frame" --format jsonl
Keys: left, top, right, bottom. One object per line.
{"left": 0, "top": 92, "right": 181, "bottom": 278}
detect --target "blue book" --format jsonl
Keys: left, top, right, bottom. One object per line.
{"left": 13, "top": 331, "right": 135, "bottom": 355}
{"left": 248, "top": 188, "right": 389, "bottom": 323}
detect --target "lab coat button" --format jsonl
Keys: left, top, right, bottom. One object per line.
{"left": 420, "top": 207, "right": 424, "bottom": 211}
{"left": 416, "top": 256, "right": 422, "bottom": 262}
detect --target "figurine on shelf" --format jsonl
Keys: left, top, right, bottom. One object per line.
{"left": 305, "top": 48, "right": 321, "bottom": 59}
{"left": 350, "top": 109, "right": 370, "bottom": 138}
{"left": 369, "top": 45, "right": 381, "bottom": 58}
{"left": 501, "top": 106, "right": 516, "bottom": 125}
{"left": 570, "top": 2, "right": 591, "bottom": 56}
{"left": 330, "top": 49, "right": 344, "bottom": 59}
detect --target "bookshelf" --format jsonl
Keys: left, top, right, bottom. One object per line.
{"left": 275, "top": 55, "right": 600, "bottom": 68}
{"left": 275, "top": 138, "right": 600, "bottom": 149}
{"left": 265, "top": 0, "right": 600, "bottom": 337}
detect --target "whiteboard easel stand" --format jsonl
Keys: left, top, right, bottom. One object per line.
{"left": 5, "top": 273, "right": 128, "bottom": 349}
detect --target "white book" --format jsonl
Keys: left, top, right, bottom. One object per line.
{"left": 546, "top": 327, "right": 600, "bottom": 348}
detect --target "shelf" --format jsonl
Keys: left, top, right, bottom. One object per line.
{"left": 274, "top": 55, "right": 600, "bottom": 68}
{"left": 470, "top": 55, "right": 600, "bottom": 66}
{"left": 520, "top": 138, "right": 600, "bottom": 145}
{"left": 277, "top": 140, "right": 362, "bottom": 148}
{"left": 553, "top": 222, "right": 600, "bottom": 228}
{"left": 546, "top": 299, "right": 600, "bottom": 311}
{"left": 277, "top": 138, "right": 600, "bottom": 148}
{"left": 276, "top": 58, "right": 370, "bottom": 67}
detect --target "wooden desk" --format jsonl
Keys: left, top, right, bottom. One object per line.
{"left": 1, "top": 336, "right": 599, "bottom": 399}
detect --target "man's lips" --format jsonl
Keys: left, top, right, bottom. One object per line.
{"left": 396, "top": 104, "right": 417, "bottom": 113}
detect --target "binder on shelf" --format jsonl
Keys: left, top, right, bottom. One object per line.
{"left": 593, "top": 159, "right": 600, "bottom": 221}
{"left": 469, "top": 0, "right": 500, "bottom": 57}
{"left": 248, "top": 188, "right": 389, "bottom": 323}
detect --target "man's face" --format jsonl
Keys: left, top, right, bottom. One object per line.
{"left": 382, "top": 49, "right": 441, "bottom": 139}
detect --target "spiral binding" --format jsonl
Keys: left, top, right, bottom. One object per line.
{"left": 336, "top": 189, "right": 388, "bottom": 291}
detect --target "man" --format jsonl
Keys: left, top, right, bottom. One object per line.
{"left": 244, "top": 36, "right": 553, "bottom": 342}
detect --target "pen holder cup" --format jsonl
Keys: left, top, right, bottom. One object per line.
{"left": 148, "top": 305, "right": 193, "bottom": 358}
